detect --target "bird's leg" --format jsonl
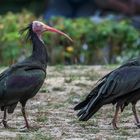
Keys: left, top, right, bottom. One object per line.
{"left": 1, "top": 107, "right": 11, "bottom": 128}
{"left": 112, "top": 104, "right": 120, "bottom": 129}
{"left": 132, "top": 103, "right": 140, "bottom": 128}
{"left": 21, "top": 106, "right": 30, "bottom": 129}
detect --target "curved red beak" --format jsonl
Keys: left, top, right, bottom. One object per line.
{"left": 44, "top": 25, "right": 73, "bottom": 42}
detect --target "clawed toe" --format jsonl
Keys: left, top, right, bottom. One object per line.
{"left": 0, "top": 120, "right": 12, "bottom": 129}
{"left": 112, "top": 122, "right": 119, "bottom": 130}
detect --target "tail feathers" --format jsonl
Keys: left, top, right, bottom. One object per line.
{"left": 75, "top": 70, "right": 119, "bottom": 121}
{"left": 74, "top": 80, "right": 105, "bottom": 111}
{"left": 74, "top": 88, "right": 97, "bottom": 111}
{"left": 74, "top": 100, "right": 89, "bottom": 111}
{"left": 75, "top": 81, "right": 109, "bottom": 121}
{"left": 77, "top": 106, "right": 88, "bottom": 117}
{"left": 78, "top": 101, "right": 102, "bottom": 121}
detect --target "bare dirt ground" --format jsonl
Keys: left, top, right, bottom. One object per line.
{"left": 0, "top": 65, "right": 140, "bottom": 140}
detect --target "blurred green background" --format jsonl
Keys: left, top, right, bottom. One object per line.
{"left": 0, "top": 0, "right": 140, "bottom": 66}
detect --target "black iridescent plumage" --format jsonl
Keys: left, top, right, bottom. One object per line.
{"left": 0, "top": 23, "right": 48, "bottom": 128}
{"left": 74, "top": 58, "right": 140, "bottom": 129}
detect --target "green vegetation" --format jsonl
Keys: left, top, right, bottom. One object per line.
{"left": 0, "top": 11, "right": 140, "bottom": 65}
{"left": 0, "top": 10, "right": 35, "bottom": 65}
{"left": 15, "top": 132, "right": 53, "bottom": 140}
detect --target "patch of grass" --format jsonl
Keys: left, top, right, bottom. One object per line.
{"left": 37, "top": 104, "right": 46, "bottom": 110}
{"left": 64, "top": 77, "right": 73, "bottom": 83}
{"left": 51, "top": 103, "right": 65, "bottom": 109}
{"left": 102, "top": 65, "right": 119, "bottom": 70}
{"left": 52, "top": 87, "right": 65, "bottom": 91}
{"left": 54, "top": 64, "right": 64, "bottom": 72}
{"left": 84, "top": 70, "right": 100, "bottom": 81}
{"left": 106, "top": 111, "right": 113, "bottom": 118}
{"left": 15, "top": 134, "right": 30, "bottom": 140}
{"left": 36, "top": 114, "right": 48, "bottom": 123}
{"left": 64, "top": 89, "right": 81, "bottom": 104}
{"left": 15, "top": 132, "right": 53, "bottom": 140}
{"left": 106, "top": 136, "right": 127, "bottom": 140}
{"left": 36, "top": 106, "right": 48, "bottom": 122}
{"left": 94, "top": 111, "right": 102, "bottom": 118}
{"left": 75, "top": 82, "right": 88, "bottom": 87}
{"left": 16, "top": 111, "right": 23, "bottom": 117}
{"left": 64, "top": 74, "right": 81, "bottom": 83}
{"left": 40, "top": 87, "right": 50, "bottom": 93}
{"left": 121, "top": 105, "right": 133, "bottom": 118}
{"left": 78, "top": 120, "right": 98, "bottom": 128}
{"left": 66, "top": 97, "right": 74, "bottom": 104}
{"left": 66, "top": 93, "right": 80, "bottom": 104}
{"left": 116, "top": 129, "right": 131, "bottom": 136}
{"left": 89, "top": 127, "right": 100, "bottom": 133}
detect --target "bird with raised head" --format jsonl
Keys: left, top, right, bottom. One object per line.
{"left": 0, "top": 21, "right": 72, "bottom": 129}
{"left": 74, "top": 58, "right": 140, "bottom": 129}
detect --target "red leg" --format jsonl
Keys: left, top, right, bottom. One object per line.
{"left": 21, "top": 106, "right": 30, "bottom": 129}
{"left": 132, "top": 103, "right": 140, "bottom": 128}
{"left": 112, "top": 104, "right": 120, "bottom": 129}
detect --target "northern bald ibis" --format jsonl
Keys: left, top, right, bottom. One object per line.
{"left": 0, "top": 21, "right": 72, "bottom": 129}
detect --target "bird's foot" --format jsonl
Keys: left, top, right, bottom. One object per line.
{"left": 135, "top": 122, "right": 140, "bottom": 128}
{"left": 0, "top": 120, "right": 12, "bottom": 129}
{"left": 20, "top": 125, "right": 31, "bottom": 130}
{"left": 113, "top": 124, "right": 119, "bottom": 130}
{"left": 112, "top": 120, "right": 119, "bottom": 130}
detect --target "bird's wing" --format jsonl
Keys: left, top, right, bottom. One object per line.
{"left": 0, "top": 60, "right": 46, "bottom": 79}
{"left": 0, "top": 66, "right": 39, "bottom": 82}
{"left": 0, "top": 62, "right": 46, "bottom": 99}
{"left": 98, "top": 58, "right": 140, "bottom": 83}
{"left": 100, "top": 66, "right": 140, "bottom": 100}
